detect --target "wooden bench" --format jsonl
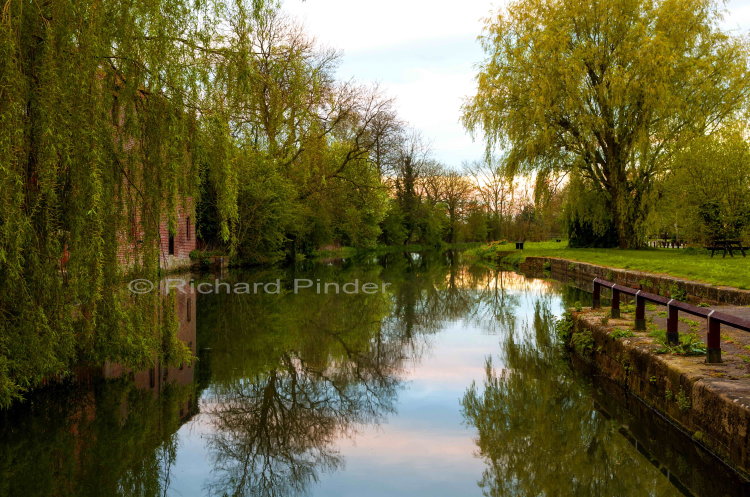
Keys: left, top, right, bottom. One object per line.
{"left": 705, "top": 239, "right": 747, "bottom": 258}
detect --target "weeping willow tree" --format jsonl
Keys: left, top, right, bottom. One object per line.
{"left": 0, "top": 0, "right": 276, "bottom": 406}
{"left": 463, "top": 0, "right": 750, "bottom": 248}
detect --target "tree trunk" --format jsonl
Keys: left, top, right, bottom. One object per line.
{"left": 609, "top": 179, "right": 648, "bottom": 249}
{"left": 608, "top": 167, "right": 634, "bottom": 249}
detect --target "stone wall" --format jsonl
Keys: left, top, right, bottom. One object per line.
{"left": 570, "top": 311, "right": 750, "bottom": 476}
{"left": 519, "top": 256, "right": 750, "bottom": 305}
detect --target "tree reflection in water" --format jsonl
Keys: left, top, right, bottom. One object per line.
{"left": 461, "top": 301, "right": 682, "bottom": 497}
{"left": 199, "top": 264, "right": 411, "bottom": 497}
{"left": 198, "top": 255, "right": 572, "bottom": 497}
{"left": 0, "top": 256, "right": 692, "bottom": 497}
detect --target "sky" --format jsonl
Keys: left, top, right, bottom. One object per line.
{"left": 282, "top": 0, "right": 750, "bottom": 168}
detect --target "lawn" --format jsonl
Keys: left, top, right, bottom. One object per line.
{"left": 466, "top": 241, "right": 750, "bottom": 290}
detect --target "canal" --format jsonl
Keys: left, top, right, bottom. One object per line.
{"left": 0, "top": 252, "right": 745, "bottom": 496}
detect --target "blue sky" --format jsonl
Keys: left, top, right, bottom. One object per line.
{"left": 283, "top": 0, "right": 750, "bottom": 168}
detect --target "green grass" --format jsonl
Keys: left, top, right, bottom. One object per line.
{"left": 648, "top": 328, "right": 707, "bottom": 356}
{"left": 466, "top": 241, "right": 750, "bottom": 289}
{"left": 610, "top": 329, "right": 636, "bottom": 339}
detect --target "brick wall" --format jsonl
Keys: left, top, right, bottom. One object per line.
{"left": 158, "top": 200, "right": 196, "bottom": 271}
{"left": 116, "top": 198, "right": 196, "bottom": 271}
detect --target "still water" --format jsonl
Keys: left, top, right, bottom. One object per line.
{"left": 0, "top": 253, "right": 740, "bottom": 496}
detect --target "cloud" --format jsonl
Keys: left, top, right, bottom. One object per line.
{"left": 283, "top": 0, "right": 502, "bottom": 52}
{"left": 282, "top": 0, "right": 749, "bottom": 166}
{"left": 280, "top": 1, "right": 499, "bottom": 165}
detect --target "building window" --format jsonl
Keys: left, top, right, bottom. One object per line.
{"left": 168, "top": 234, "right": 175, "bottom": 255}
{"left": 186, "top": 216, "right": 191, "bottom": 240}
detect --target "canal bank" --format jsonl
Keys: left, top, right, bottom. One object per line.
{"left": 565, "top": 307, "right": 750, "bottom": 479}
{"left": 497, "top": 254, "right": 750, "bottom": 481}
{"left": 516, "top": 255, "right": 750, "bottom": 305}
{"left": 585, "top": 370, "right": 750, "bottom": 497}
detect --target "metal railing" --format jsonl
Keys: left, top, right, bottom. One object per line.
{"left": 592, "top": 277, "right": 750, "bottom": 364}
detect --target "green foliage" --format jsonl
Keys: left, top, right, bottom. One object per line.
{"left": 0, "top": 0, "right": 405, "bottom": 403}
{"left": 554, "top": 311, "right": 575, "bottom": 342}
{"left": 565, "top": 176, "right": 619, "bottom": 248}
{"left": 676, "top": 388, "right": 692, "bottom": 412}
{"left": 653, "top": 125, "right": 750, "bottom": 244}
{"left": 379, "top": 201, "right": 409, "bottom": 246}
{"left": 670, "top": 285, "right": 688, "bottom": 301}
{"left": 649, "top": 330, "right": 707, "bottom": 356}
{"left": 610, "top": 329, "right": 635, "bottom": 339}
{"left": 0, "top": 0, "right": 275, "bottom": 405}
{"left": 570, "top": 329, "right": 595, "bottom": 356}
{"left": 464, "top": 0, "right": 750, "bottom": 248}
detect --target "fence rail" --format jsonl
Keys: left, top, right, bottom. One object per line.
{"left": 592, "top": 277, "right": 750, "bottom": 363}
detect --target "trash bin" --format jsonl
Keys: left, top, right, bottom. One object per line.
{"left": 515, "top": 242, "right": 524, "bottom": 250}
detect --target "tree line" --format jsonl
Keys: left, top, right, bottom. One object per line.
{"left": 192, "top": 8, "right": 566, "bottom": 263}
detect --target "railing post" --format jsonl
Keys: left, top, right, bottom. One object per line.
{"left": 592, "top": 280, "right": 601, "bottom": 309}
{"left": 667, "top": 300, "right": 679, "bottom": 345}
{"left": 635, "top": 291, "right": 646, "bottom": 331}
{"left": 611, "top": 287, "right": 620, "bottom": 318}
{"left": 706, "top": 312, "right": 722, "bottom": 363}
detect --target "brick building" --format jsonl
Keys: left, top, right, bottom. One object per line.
{"left": 157, "top": 201, "right": 196, "bottom": 271}
{"left": 115, "top": 200, "right": 196, "bottom": 272}
{"left": 107, "top": 75, "right": 197, "bottom": 272}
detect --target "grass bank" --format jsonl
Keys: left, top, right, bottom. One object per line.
{"left": 465, "top": 241, "right": 750, "bottom": 290}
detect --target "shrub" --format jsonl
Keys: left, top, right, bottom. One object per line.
{"left": 570, "top": 329, "right": 595, "bottom": 356}
{"left": 555, "top": 312, "right": 575, "bottom": 342}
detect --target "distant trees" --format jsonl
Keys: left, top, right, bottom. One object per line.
{"left": 465, "top": 159, "right": 516, "bottom": 241}
{"left": 380, "top": 143, "right": 563, "bottom": 246}
{"left": 431, "top": 170, "right": 475, "bottom": 244}
{"left": 463, "top": 0, "right": 750, "bottom": 248}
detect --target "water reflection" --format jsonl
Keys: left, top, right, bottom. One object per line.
{"left": 198, "top": 267, "right": 402, "bottom": 496}
{"left": 0, "top": 379, "right": 197, "bottom": 497}
{"left": 0, "top": 276, "right": 199, "bottom": 497}
{"left": 461, "top": 302, "right": 682, "bottom": 497}
{"left": 0, "top": 253, "right": 738, "bottom": 497}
